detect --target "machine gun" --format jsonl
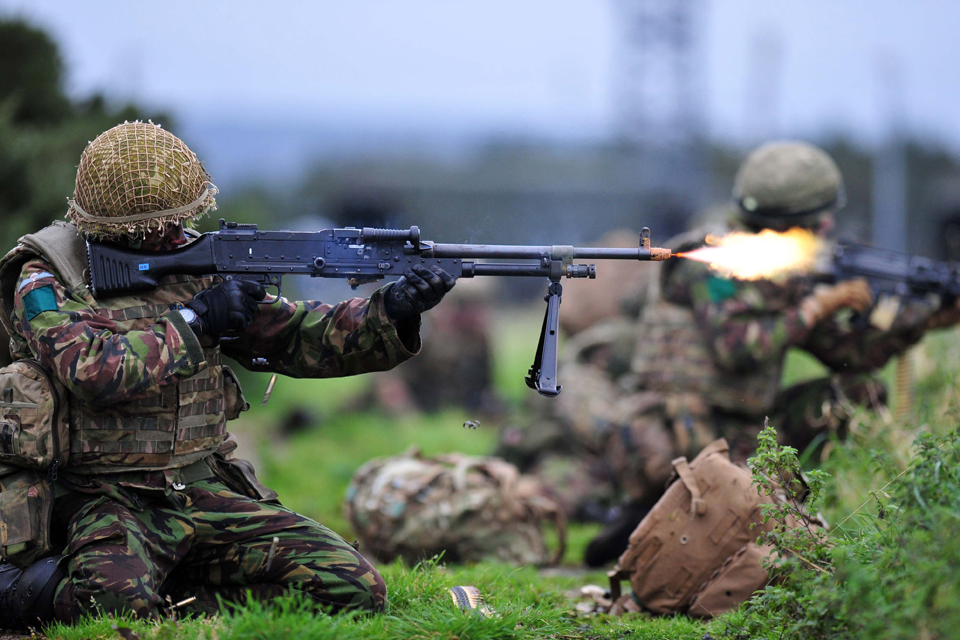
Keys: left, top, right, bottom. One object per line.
{"left": 86, "top": 219, "right": 672, "bottom": 397}
{"left": 828, "top": 240, "right": 960, "bottom": 301}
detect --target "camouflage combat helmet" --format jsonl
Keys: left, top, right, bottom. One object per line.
{"left": 732, "top": 141, "right": 844, "bottom": 230}
{"left": 66, "top": 121, "right": 218, "bottom": 238}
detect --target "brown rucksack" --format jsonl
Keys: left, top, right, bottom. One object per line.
{"left": 607, "top": 439, "right": 784, "bottom": 618}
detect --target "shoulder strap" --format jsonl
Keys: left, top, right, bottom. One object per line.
{"left": 671, "top": 457, "right": 707, "bottom": 516}
{"left": 18, "top": 221, "right": 90, "bottom": 298}
{"left": 0, "top": 221, "right": 91, "bottom": 342}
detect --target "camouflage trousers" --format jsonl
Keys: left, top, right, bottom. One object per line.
{"left": 51, "top": 476, "right": 386, "bottom": 621}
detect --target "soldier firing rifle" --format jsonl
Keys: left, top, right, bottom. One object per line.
{"left": 0, "top": 121, "right": 670, "bottom": 629}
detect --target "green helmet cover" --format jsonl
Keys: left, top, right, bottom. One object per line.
{"left": 732, "top": 141, "right": 844, "bottom": 229}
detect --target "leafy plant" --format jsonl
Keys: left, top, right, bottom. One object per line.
{"left": 750, "top": 421, "right": 832, "bottom": 575}
{"left": 735, "top": 423, "right": 844, "bottom": 640}
{"left": 733, "top": 419, "right": 960, "bottom": 640}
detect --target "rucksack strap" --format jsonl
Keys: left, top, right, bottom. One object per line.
{"left": 18, "top": 222, "right": 90, "bottom": 299}
{"left": 672, "top": 456, "right": 707, "bottom": 516}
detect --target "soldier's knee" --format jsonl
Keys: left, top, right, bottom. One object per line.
{"left": 60, "top": 577, "right": 160, "bottom": 620}
{"left": 355, "top": 565, "right": 387, "bottom": 614}
{"left": 293, "top": 550, "right": 387, "bottom": 614}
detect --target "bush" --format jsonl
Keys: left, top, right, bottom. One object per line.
{"left": 732, "top": 424, "right": 960, "bottom": 640}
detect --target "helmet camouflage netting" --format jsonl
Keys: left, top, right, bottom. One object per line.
{"left": 66, "top": 121, "right": 218, "bottom": 238}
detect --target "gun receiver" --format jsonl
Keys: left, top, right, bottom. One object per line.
{"left": 87, "top": 219, "right": 671, "bottom": 397}
{"left": 829, "top": 241, "right": 960, "bottom": 300}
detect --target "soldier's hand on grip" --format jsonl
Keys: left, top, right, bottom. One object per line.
{"left": 186, "top": 278, "right": 266, "bottom": 337}
{"left": 925, "top": 295, "right": 960, "bottom": 330}
{"left": 384, "top": 264, "right": 457, "bottom": 322}
{"left": 800, "top": 278, "right": 873, "bottom": 325}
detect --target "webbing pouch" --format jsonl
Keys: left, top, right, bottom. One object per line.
{"left": 222, "top": 366, "right": 250, "bottom": 421}
{"left": 0, "top": 469, "right": 53, "bottom": 568}
{"left": 0, "top": 359, "right": 68, "bottom": 473}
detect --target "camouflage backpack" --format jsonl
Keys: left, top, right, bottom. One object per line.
{"left": 344, "top": 449, "right": 566, "bottom": 566}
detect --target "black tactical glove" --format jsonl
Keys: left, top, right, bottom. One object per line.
{"left": 384, "top": 264, "right": 457, "bottom": 323}
{"left": 185, "top": 278, "right": 266, "bottom": 337}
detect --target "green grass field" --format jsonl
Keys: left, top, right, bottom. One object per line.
{"left": 40, "top": 311, "right": 960, "bottom": 640}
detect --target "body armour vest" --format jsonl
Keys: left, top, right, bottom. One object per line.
{"left": 630, "top": 300, "right": 781, "bottom": 417}
{"left": 0, "top": 222, "right": 237, "bottom": 473}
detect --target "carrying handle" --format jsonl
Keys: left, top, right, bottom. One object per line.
{"left": 672, "top": 456, "right": 707, "bottom": 516}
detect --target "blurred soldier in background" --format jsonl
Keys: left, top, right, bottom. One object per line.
{"left": 364, "top": 278, "right": 500, "bottom": 416}
{"left": 0, "top": 122, "right": 457, "bottom": 628}
{"left": 504, "top": 141, "right": 960, "bottom": 566}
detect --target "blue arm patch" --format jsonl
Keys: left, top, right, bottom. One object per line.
{"left": 23, "top": 285, "right": 59, "bottom": 320}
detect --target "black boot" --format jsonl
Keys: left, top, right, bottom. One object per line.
{"left": 583, "top": 501, "right": 651, "bottom": 568}
{"left": 0, "top": 556, "right": 66, "bottom": 630}
{"left": 0, "top": 562, "right": 22, "bottom": 629}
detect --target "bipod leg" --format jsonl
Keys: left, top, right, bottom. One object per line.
{"left": 525, "top": 281, "right": 563, "bottom": 397}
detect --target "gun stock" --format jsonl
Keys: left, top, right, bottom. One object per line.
{"left": 86, "top": 236, "right": 216, "bottom": 297}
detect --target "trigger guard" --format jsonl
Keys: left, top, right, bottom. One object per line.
{"left": 260, "top": 282, "right": 281, "bottom": 304}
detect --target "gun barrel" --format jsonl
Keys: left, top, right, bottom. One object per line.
{"left": 574, "top": 247, "right": 672, "bottom": 261}
{"left": 426, "top": 243, "right": 671, "bottom": 261}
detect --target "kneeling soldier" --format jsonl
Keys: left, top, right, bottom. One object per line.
{"left": 0, "top": 122, "right": 455, "bottom": 628}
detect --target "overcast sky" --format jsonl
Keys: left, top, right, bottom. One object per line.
{"left": 2, "top": 0, "right": 959, "bottom": 151}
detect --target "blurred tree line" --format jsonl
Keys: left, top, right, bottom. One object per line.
{"left": 0, "top": 18, "right": 170, "bottom": 253}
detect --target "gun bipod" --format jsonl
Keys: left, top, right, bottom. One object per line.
{"left": 525, "top": 281, "right": 563, "bottom": 397}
